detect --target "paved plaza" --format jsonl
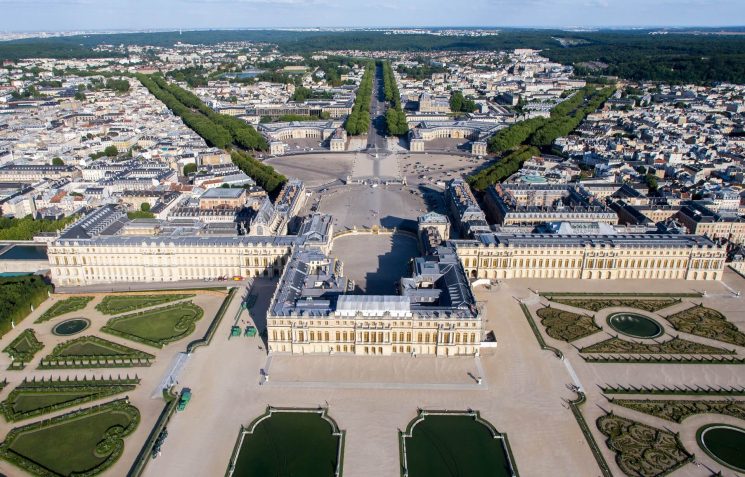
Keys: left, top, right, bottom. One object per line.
{"left": 137, "top": 271, "right": 745, "bottom": 477}
{"left": 331, "top": 233, "right": 419, "bottom": 294}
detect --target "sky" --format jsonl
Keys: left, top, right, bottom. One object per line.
{"left": 0, "top": 0, "right": 743, "bottom": 32}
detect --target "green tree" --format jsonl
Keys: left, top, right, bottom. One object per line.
{"left": 183, "top": 163, "right": 197, "bottom": 176}
{"left": 51, "top": 157, "right": 64, "bottom": 166}
{"left": 104, "top": 145, "right": 118, "bottom": 157}
{"left": 140, "top": 202, "right": 151, "bottom": 212}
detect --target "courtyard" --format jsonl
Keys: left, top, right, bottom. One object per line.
{"left": 331, "top": 233, "right": 419, "bottom": 294}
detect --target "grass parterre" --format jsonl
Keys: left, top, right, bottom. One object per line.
{"left": 35, "top": 296, "right": 93, "bottom": 323}
{"left": 0, "top": 399, "right": 139, "bottom": 477}
{"left": 1, "top": 376, "right": 139, "bottom": 422}
{"left": 101, "top": 301, "right": 204, "bottom": 348}
{"left": 39, "top": 335, "right": 154, "bottom": 369}
{"left": 3, "top": 329, "right": 44, "bottom": 369}
{"left": 95, "top": 293, "right": 195, "bottom": 315}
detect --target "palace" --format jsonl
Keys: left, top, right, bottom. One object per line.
{"left": 266, "top": 244, "right": 483, "bottom": 357}
{"left": 408, "top": 121, "right": 499, "bottom": 155}
{"left": 452, "top": 233, "right": 726, "bottom": 281}
{"left": 48, "top": 206, "right": 333, "bottom": 286}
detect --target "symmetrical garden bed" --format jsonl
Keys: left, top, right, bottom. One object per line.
{"left": 3, "top": 329, "right": 43, "bottom": 369}
{"left": 1, "top": 376, "right": 139, "bottom": 422}
{"left": 663, "top": 305, "right": 745, "bottom": 347}
{"left": 535, "top": 307, "right": 601, "bottom": 342}
{"left": 581, "top": 336, "right": 732, "bottom": 355}
{"left": 597, "top": 413, "right": 692, "bottom": 477}
{"left": 35, "top": 296, "right": 93, "bottom": 323}
{"left": 611, "top": 398, "right": 745, "bottom": 423}
{"left": 39, "top": 335, "right": 154, "bottom": 369}
{"left": 0, "top": 399, "right": 139, "bottom": 476}
{"left": 95, "top": 293, "right": 195, "bottom": 315}
{"left": 101, "top": 302, "right": 203, "bottom": 348}
{"left": 547, "top": 297, "right": 679, "bottom": 313}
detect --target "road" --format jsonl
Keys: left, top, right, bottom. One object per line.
{"left": 366, "top": 62, "right": 389, "bottom": 157}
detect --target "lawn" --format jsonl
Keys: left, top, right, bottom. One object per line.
{"left": 102, "top": 302, "right": 203, "bottom": 348}
{"left": 35, "top": 296, "right": 93, "bottom": 323}
{"left": 0, "top": 399, "right": 139, "bottom": 476}
{"left": 402, "top": 413, "right": 514, "bottom": 477}
{"left": 3, "top": 329, "right": 44, "bottom": 368}
{"left": 95, "top": 293, "right": 196, "bottom": 315}
{"left": 40, "top": 336, "right": 154, "bottom": 369}
{"left": 2, "top": 377, "right": 139, "bottom": 421}
{"left": 232, "top": 411, "right": 342, "bottom": 477}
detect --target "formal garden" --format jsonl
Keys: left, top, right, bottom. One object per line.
{"left": 35, "top": 296, "right": 93, "bottom": 323}
{"left": 0, "top": 399, "right": 140, "bottom": 477}
{"left": 1, "top": 376, "right": 140, "bottom": 422}
{"left": 535, "top": 307, "right": 601, "bottom": 342}
{"left": 39, "top": 335, "right": 154, "bottom": 369}
{"left": 95, "top": 293, "right": 195, "bottom": 315}
{"left": 596, "top": 413, "right": 693, "bottom": 477}
{"left": 663, "top": 305, "right": 745, "bottom": 347}
{"left": 3, "top": 329, "right": 44, "bottom": 369}
{"left": 606, "top": 312, "right": 664, "bottom": 339}
{"left": 546, "top": 297, "right": 680, "bottom": 313}
{"left": 101, "top": 301, "right": 204, "bottom": 348}
{"left": 399, "top": 411, "right": 518, "bottom": 477}
{"left": 610, "top": 397, "right": 745, "bottom": 424}
{"left": 580, "top": 336, "right": 733, "bottom": 355}
{"left": 228, "top": 408, "right": 344, "bottom": 477}
{"left": 52, "top": 317, "right": 91, "bottom": 336}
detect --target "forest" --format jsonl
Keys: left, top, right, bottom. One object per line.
{"left": 4, "top": 29, "right": 745, "bottom": 84}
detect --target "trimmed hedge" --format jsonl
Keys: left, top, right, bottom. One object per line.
{"left": 1, "top": 376, "right": 139, "bottom": 422}
{"left": 3, "top": 329, "right": 44, "bottom": 369}
{"left": 95, "top": 293, "right": 195, "bottom": 315}
{"left": 39, "top": 335, "right": 154, "bottom": 369}
{"left": 35, "top": 296, "right": 93, "bottom": 323}
{"left": 0, "top": 399, "right": 140, "bottom": 477}
{"left": 101, "top": 301, "right": 204, "bottom": 348}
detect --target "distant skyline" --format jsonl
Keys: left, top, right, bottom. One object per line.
{"left": 0, "top": 0, "right": 744, "bottom": 33}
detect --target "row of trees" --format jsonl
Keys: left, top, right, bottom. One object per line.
{"left": 137, "top": 74, "right": 267, "bottom": 151}
{"left": 230, "top": 150, "right": 286, "bottom": 194}
{"left": 0, "top": 215, "right": 78, "bottom": 241}
{"left": 468, "top": 146, "right": 540, "bottom": 191}
{"left": 381, "top": 61, "right": 408, "bottom": 136}
{"left": 487, "top": 86, "right": 615, "bottom": 153}
{"left": 344, "top": 62, "right": 374, "bottom": 135}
